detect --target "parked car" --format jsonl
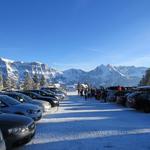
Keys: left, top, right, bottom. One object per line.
{"left": 0, "top": 129, "right": 6, "bottom": 150}
{"left": 131, "top": 92, "right": 150, "bottom": 113}
{"left": 106, "top": 90, "right": 118, "bottom": 102}
{"left": 0, "top": 95, "right": 42, "bottom": 121}
{"left": 41, "top": 87, "right": 66, "bottom": 98}
{"left": 106, "top": 86, "right": 125, "bottom": 102}
{"left": 49, "top": 87, "right": 67, "bottom": 95}
{"left": 4, "top": 92, "right": 51, "bottom": 112}
{"left": 126, "top": 92, "right": 142, "bottom": 108}
{"left": 0, "top": 112, "right": 35, "bottom": 149}
{"left": 20, "top": 91, "right": 59, "bottom": 107}
{"left": 116, "top": 91, "right": 131, "bottom": 106}
{"left": 30, "top": 90, "right": 59, "bottom": 100}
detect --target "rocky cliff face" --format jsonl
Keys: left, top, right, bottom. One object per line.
{"left": 0, "top": 58, "right": 60, "bottom": 83}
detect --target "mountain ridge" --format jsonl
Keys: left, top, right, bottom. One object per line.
{"left": 0, "top": 57, "right": 147, "bottom": 86}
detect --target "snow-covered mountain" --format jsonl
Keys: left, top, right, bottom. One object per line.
{"left": 60, "top": 64, "right": 147, "bottom": 86}
{"left": 0, "top": 57, "right": 60, "bottom": 83}
{"left": 0, "top": 57, "right": 147, "bottom": 86}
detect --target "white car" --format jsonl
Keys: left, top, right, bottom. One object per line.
{"left": 0, "top": 129, "right": 6, "bottom": 150}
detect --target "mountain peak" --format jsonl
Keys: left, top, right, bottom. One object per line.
{"left": 0, "top": 57, "right": 14, "bottom": 63}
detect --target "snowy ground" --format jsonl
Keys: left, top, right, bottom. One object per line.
{"left": 15, "top": 91, "right": 150, "bottom": 150}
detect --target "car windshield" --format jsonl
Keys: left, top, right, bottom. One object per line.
{"left": 0, "top": 96, "right": 20, "bottom": 105}
{"left": 41, "top": 91, "right": 49, "bottom": 96}
{"left": 17, "top": 93, "right": 32, "bottom": 102}
{"left": 15, "top": 93, "right": 32, "bottom": 102}
{"left": 31, "top": 92, "right": 40, "bottom": 97}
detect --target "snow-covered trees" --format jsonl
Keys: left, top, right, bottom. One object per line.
{"left": 139, "top": 69, "right": 150, "bottom": 86}
{"left": 0, "top": 73, "right": 3, "bottom": 90}
{"left": 33, "top": 73, "right": 39, "bottom": 89}
{"left": 22, "top": 73, "right": 48, "bottom": 90}
{"left": 40, "top": 75, "right": 46, "bottom": 87}
{"left": 3, "top": 77, "right": 12, "bottom": 90}
{"left": 23, "top": 72, "right": 34, "bottom": 90}
{"left": 0, "top": 71, "right": 49, "bottom": 91}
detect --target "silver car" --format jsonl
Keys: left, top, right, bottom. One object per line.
{"left": 0, "top": 129, "right": 6, "bottom": 150}
{"left": 0, "top": 95, "right": 42, "bottom": 121}
{"left": 5, "top": 92, "right": 51, "bottom": 112}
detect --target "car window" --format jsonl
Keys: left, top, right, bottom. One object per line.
{"left": 30, "top": 93, "right": 37, "bottom": 98}
{"left": 41, "top": 92, "right": 47, "bottom": 96}
{"left": 17, "top": 95, "right": 25, "bottom": 102}
{"left": 19, "top": 94, "right": 32, "bottom": 101}
{"left": 0, "top": 100, "right": 7, "bottom": 108}
{"left": 0, "top": 96, "right": 20, "bottom": 105}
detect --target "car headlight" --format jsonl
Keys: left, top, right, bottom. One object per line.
{"left": 53, "top": 100, "right": 59, "bottom": 103}
{"left": 44, "top": 104, "right": 50, "bottom": 108}
{"left": 27, "top": 109, "right": 37, "bottom": 114}
{"left": 8, "top": 127, "right": 28, "bottom": 135}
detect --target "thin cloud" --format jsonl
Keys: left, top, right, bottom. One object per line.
{"left": 117, "top": 56, "right": 150, "bottom": 67}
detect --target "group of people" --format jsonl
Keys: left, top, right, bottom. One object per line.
{"left": 77, "top": 84, "right": 107, "bottom": 101}
{"left": 77, "top": 84, "right": 125, "bottom": 102}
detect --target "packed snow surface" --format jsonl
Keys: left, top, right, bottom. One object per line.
{"left": 15, "top": 92, "right": 150, "bottom": 150}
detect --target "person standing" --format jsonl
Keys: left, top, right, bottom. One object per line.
{"left": 84, "top": 88, "right": 88, "bottom": 100}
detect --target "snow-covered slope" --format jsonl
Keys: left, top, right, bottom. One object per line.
{"left": 0, "top": 57, "right": 60, "bottom": 82}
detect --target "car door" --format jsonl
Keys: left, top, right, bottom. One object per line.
{"left": 137, "top": 93, "right": 148, "bottom": 108}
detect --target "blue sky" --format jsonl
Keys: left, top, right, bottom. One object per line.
{"left": 0, "top": 0, "right": 150, "bottom": 70}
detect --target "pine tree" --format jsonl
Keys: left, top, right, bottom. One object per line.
{"left": 40, "top": 75, "right": 46, "bottom": 87}
{"left": 33, "top": 73, "right": 39, "bottom": 89}
{"left": 3, "top": 77, "right": 12, "bottom": 90}
{"left": 23, "top": 72, "right": 33, "bottom": 90}
{"left": 139, "top": 69, "right": 150, "bottom": 86}
{"left": 0, "top": 73, "right": 3, "bottom": 90}
{"left": 10, "top": 78, "right": 17, "bottom": 89}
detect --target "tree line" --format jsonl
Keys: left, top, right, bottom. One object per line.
{"left": 139, "top": 68, "right": 150, "bottom": 86}
{"left": 0, "top": 72, "right": 47, "bottom": 91}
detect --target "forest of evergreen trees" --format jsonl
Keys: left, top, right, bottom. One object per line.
{"left": 0, "top": 72, "right": 47, "bottom": 91}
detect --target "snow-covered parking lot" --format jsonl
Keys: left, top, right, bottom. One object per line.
{"left": 15, "top": 92, "right": 150, "bottom": 150}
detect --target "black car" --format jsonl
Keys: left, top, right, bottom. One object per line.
{"left": 133, "top": 92, "right": 150, "bottom": 113}
{"left": 116, "top": 91, "right": 131, "bottom": 106}
{"left": 19, "top": 91, "right": 59, "bottom": 107}
{"left": 0, "top": 112, "right": 36, "bottom": 149}
{"left": 126, "top": 92, "right": 142, "bottom": 108}
{"left": 41, "top": 88, "right": 67, "bottom": 100}
{"left": 30, "top": 90, "right": 58, "bottom": 100}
